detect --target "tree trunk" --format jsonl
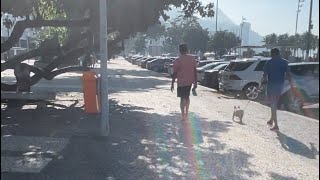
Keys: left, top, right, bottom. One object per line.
{"left": 14, "top": 63, "right": 31, "bottom": 92}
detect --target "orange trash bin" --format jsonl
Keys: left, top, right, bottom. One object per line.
{"left": 82, "top": 71, "right": 100, "bottom": 113}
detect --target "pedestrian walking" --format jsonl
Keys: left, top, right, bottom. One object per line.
{"left": 261, "top": 48, "right": 292, "bottom": 131}
{"left": 171, "top": 44, "right": 198, "bottom": 121}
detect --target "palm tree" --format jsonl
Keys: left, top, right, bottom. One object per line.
{"left": 311, "top": 35, "right": 318, "bottom": 56}
{"left": 289, "top": 34, "right": 301, "bottom": 56}
{"left": 263, "top": 33, "right": 277, "bottom": 45}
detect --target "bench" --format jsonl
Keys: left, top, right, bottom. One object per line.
{"left": 1, "top": 91, "right": 56, "bottom": 100}
{"left": 1, "top": 91, "right": 56, "bottom": 108}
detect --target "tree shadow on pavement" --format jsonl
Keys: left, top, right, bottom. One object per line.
{"left": 276, "top": 132, "right": 317, "bottom": 159}
{"left": 1, "top": 98, "right": 260, "bottom": 179}
{"left": 268, "top": 172, "right": 298, "bottom": 180}
{"left": 1, "top": 100, "right": 87, "bottom": 137}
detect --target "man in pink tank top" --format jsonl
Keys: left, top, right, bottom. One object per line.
{"left": 171, "top": 44, "right": 197, "bottom": 120}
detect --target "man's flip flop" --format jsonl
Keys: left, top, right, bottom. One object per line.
{"left": 270, "top": 127, "right": 279, "bottom": 131}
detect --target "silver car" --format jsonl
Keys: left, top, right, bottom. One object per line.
{"left": 279, "top": 62, "right": 319, "bottom": 113}
{"left": 219, "top": 57, "right": 269, "bottom": 100}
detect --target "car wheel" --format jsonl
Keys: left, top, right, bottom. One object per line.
{"left": 152, "top": 66, "right": 160, "bottom": 72}
{"left": 243, "top": 84, "right": 260, "bottom": 100}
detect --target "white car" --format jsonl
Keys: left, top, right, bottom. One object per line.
{"left": 278, "top": 62, "right": 319, "bottom": 113}
{"left": 219, "top": 57, "right": 269, "bottom": 100}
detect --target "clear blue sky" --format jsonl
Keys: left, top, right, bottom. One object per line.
{"left": 201, "top": 0, "right": 319, "bottom": 36}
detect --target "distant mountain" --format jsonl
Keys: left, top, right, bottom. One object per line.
{"left": 161, "top": 8, "right": 264, "bottom": 46}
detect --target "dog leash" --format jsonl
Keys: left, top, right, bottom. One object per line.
{"left": 243, "top": 100, "right": 251, "bottom": 110}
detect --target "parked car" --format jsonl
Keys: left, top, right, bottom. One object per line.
{"left": 220, "top": 54, "right": 239, "bottom": 61}
{"left": 202, "top": 52, "right": 216, "bottom": 60}
{"left": 140, "top": 57, "right": 157, "bottom": 68}
{"left": 278, "top": 62, "right": 319, "bottom": 113}
{"left": 197, "top": 60, "right": 217, "bottom": 67}
{"left": 197, "top": 61, "right": 226, "bottom": 82}
{"left": 147, "top": 58, "right": 173, "bottom": 72}
{"left": 163, "top": 57, "right": 177, "bottom": 73}
{"left": 164, "top": 62, "right": 172, "bottom": 73}
{"left": 135, "top": 57, "right": 148, "bottom": 65}
{"left": 219, "top": 57, "right": 269, "bottom": 100}
{"left": 131, "top": 56, "right": 144, "bottom": 64}
{"left": 202, "top": 63, "right": 229, "bottom": 89}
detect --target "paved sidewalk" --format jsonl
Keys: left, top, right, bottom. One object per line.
{"left": 1, "top": 58, "right": 319, "bottom": 180}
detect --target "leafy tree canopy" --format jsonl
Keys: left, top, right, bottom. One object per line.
{"left": 1, "top": 0, "right": 214, "bottom": 91}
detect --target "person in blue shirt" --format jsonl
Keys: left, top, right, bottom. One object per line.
{"left": 261, "top": 48, "right": 292, "bottom": 131}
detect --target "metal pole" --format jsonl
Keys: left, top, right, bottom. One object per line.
{"left": 295, "top": 0, "right": 303, "bottom": 35}
{"left": 215, "top": 0, "right": 218, "bottom": 32}
{"left": 99, "top": 0, "right": 109, "bottom": 136}
{"left": 240, "top": 17, "right": 244, "bottom": 57}
{"left": 305, "top": 0, "right": 313, "bottom": 60}
{"left": 295, "top": 11, "right": 299, "bottom": 35}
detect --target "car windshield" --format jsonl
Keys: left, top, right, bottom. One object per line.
{"left": 200, "top": 62, "right": 220, "bottom": 70}
{"left": 225, "top": 61, "right": 254, "bottom": 71}
{"left": 213, "top": 63, "right": 228, "bottom": 70}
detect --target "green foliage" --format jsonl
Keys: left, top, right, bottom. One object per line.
{"left": 2, "top": 0, "right": 215, "bottom": 57}
{"left": 208, "top": 31, "right": 240, "bottom": 53}
{"left": 277, "top": 33, "right": 289, "bottom": 44}
{"left": 133, "top": 33, "right": 146, "bottom": 53}
{"left": 1, "top": 0, "right": 35, "bottom": 17}
{"left": 146, "top": 24, "right": 166, "bottom": 39}
{"left": 34, "top": 0, "right": 69, "bottom": 46}
{"left": 163, "top": 16, "right": 209, "bottom": 54}
{"left": 36, "top": 27, "right": 69, "bottom": 46}
{"left": 263, "top": 33, "right": 278, "bottom": 45}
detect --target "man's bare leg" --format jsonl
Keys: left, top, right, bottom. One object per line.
{"left": 267, "top": 107, "right": 274, "bottom": 126}
{"left": 185, "top": 97, "right": 190, "bottom": 119}
{"left": 180, "top": 98, "right": 186, "bottom": 120}
{"left": 270, "top": 103, "right": 279, "bottom": 131}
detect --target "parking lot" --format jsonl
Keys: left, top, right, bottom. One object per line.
{"left": 126, "top": 55, "right": 319, "bottom": 120}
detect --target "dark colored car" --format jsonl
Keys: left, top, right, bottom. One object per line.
{"left": 135, "top": 57, "right": 148, "bottom": 65}
{"left": 140, "top": 57, "right": 156, "bottom": 68}
{"left": 164, "top": 62, "right": 172, "bottom": 73}
{"left": 203, "top": 63, "right": 229, "bottom": 89}
{"left": 131, "top": 56, "right": 143, "bottom": 64}
{"left": 147, "top": 58, "right": 173, "bottom": 72}
{"left": 197, "top": 61, "right": 226, "bottom": 82}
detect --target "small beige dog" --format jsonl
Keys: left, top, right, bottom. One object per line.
{"left": 232, "top": 106, "right": 244, "bottom": 123}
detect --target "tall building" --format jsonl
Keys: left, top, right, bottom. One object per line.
{"left": 240, "top": 22, "right": 251, "bottom": 46}
{"left": 146, "top": 37, "right": 165, "bottom": 56}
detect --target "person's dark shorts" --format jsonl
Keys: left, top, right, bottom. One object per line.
{"left": 177, "top": 86, "right": 192, "bottom": 98}
{"left": 266, "top": 84, "right": 283, "bottom": 108}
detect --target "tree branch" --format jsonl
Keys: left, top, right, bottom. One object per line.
{"left": 1, "top": 18, "right": 90, "bottom": 53}
{"left": 1, "top": 37, "right": 61, "bottom": 72}
{"left": 26, "top": 64, "right": 89, "bottom": 80}
{"left": 1, "top": 46, "right": 87, "bottom": 91}
{"left": 46, "top": 66, "right": 90, "bottom": 80}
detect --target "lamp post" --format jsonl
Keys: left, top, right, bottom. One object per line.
{"left": 305, "top": 0, "right": 313, "bottom": 61}
{"left": 240, "top": 16, "right": 246, "bottom": 57}
{"left": 295, "top": 0, "right": 304, "bottom": 35}
{"left": 215, "top": 0, "right": 218, "bottom": 32}
{"left": 99, "top": 0, "right": 109, "bottom": 136}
